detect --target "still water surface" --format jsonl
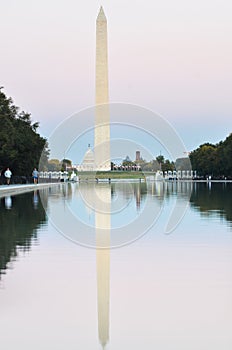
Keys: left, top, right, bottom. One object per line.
{"left": 0, "top": 182, "right": 232, "bottom": 349}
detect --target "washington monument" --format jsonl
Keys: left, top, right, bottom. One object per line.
{"left": 94, "top": 6, "right": 111, "bottom": 171}
{"left": 95, "top": 8, "right": 111, "bottom": 349}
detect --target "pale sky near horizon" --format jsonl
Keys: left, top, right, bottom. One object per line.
{"left": 1, "top": 0, "right": 232, "bottom": 162}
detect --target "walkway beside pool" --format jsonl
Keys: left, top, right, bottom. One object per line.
{"left": 0, "top": 183, "right": 60, "bottom": 198}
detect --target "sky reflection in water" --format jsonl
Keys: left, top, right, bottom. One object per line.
{"left": 0, "top": 182, "right": 231, "bottom": 349}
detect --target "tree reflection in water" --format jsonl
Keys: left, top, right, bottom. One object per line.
{"left": 190, "top": 182, "right": 232, "bottom": 224}
{"left": 1, "top": 181, "right": 231, "bottom": 278}
{"left": 0, "top": 190, "right": 47, "bottom": 277}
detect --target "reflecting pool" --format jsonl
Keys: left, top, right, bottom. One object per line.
{"left": 0, "top": 182, "right": 232, "bottom": 349}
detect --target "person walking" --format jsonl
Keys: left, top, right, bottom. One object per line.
{"left": 4, "top": 168, "right": 12, "bottom": 185}
{"left": 32, "top": 168, "right": 39, "bottom": 184}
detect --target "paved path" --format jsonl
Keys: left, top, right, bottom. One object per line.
{"left": 0, "top": 183, "right": 60, "bottom": 198}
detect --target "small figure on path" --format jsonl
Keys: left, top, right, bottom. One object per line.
{"left": 4, "top": 168, "right": 12, "bottom": 185}
{"left": 32, "top": 168, "right": 39, "bottom": 184}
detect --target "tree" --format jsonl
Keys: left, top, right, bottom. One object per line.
{"left": 156, "top": 155, "right": 164, "bottom": 165}
{"left": 217, "top": 134, "right": 232, "bottom": 176}
{"left": 61, "top": 158, "right": 72, "bottom": 171}
{"left": 189, "top": 134, "right": 232, "bottom": 178}
{"left": 155, "top": 155, "right": 175, "bottom": 172}
{"left": 0, "top": 88, "right": 49, "bottom": 175}
{"left": 47, "top": 159, "right": 61, "bottom": 171}
{"left": 162, "top": 159, "right": 175, "bottom": 172}
{"left": 190, "top": 143, "right": 219, "bottom": 177}
{"left": 140, "top": 159, "right": 159, "bottom": 171}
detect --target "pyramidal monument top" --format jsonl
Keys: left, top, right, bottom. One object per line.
{"left": 97, "top": 6, "right": 107, "bottom": 22}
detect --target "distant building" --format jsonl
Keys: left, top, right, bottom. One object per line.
{"left": 136, "top": 151, "right": 141, "bottom": 161}
{"left": 77, "top": 145, "right": 95, "bottom": 171}
{"left": 175, "top": 157, "right": 191, "bottom": 171}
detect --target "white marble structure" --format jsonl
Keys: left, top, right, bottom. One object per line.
{"left": 78, "top": 146, "right": 95, "bottom": 171}
{"left": 94, "top": 6, "right": 111, "bottom": 171}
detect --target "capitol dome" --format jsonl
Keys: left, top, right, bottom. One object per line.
{"left": 81, "top": 146, "right": 95, "bottom": 171}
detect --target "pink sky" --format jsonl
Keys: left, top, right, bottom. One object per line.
{"left": 1, "top": 0, "right": 232, "bottom": 157}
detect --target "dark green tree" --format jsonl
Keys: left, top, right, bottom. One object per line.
{"left": 189, "top": 134, "right": 232, "bottom": 178}
{"left": 61, "top": 158, "right": 72, "bottom": 171}
{"left": 217, "top": 134, "right": 232, "bottom": 176}
{"left": 0, "top": 88, "right": 49, "bottom": 175}
{"left": 190, "top": 143, "right": 219, "bottom": 177}
{"left": 156, "top": 155, "right": 164, "bottom": 165}
{"left": 155, "top": 155, "right": 175, "bottom": 172}
{"left": 162, "top": 159, "right": 175, "bottom": 172}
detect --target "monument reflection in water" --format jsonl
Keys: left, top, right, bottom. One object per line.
{"left": 95, "top": 185, "right": 110, "bottom": 349}
{"left": 47, "top": 180, "right": 232, "bottom": 349}
{"left": 0, "top": 182, "right": 232, "bottom": 349}
{"left": 49, "top": 180, "right": 192, "bottom": 349}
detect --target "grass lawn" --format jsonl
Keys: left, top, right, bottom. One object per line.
{"left": 77, "top": 171, "right": 146, "bottom": 180}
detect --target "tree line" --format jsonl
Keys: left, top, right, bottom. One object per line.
{"left": 120, "top": 133, "right": 232, "bottom": 178}
{"left": 189, "top": 134, "right": 232, "bottom": 178}
{"left": 0, "top": 88, "right": 49, "bottom": 176}
{"left": 118, "top": 154, "right": 175, "bottom": 172}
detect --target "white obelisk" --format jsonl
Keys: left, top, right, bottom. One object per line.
{"left": 95, "top": 6, "right": 111, "bottom": 171}
{"left": 95, "top": 8, "right": 111, "bottom": 347}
